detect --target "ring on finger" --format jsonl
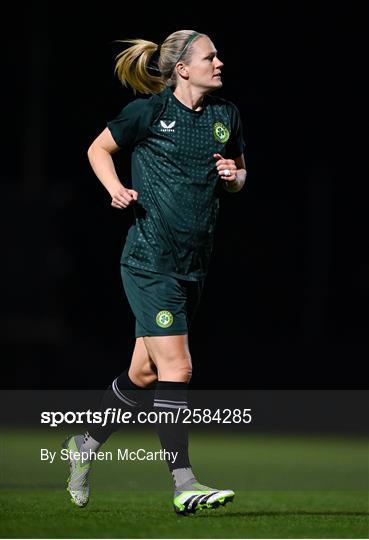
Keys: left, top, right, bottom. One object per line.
{"left": 223, "top": 168, "right": 230, "bottom": 176}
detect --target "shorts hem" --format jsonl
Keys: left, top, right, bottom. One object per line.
{"left": 135, "top": 330, "right": 188, "bottom": 338}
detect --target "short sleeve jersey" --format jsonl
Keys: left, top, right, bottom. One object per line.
{"left": 107, "top": 87, "right": 245, "bottom": 281}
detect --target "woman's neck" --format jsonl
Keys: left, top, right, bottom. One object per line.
{"left": 173, "top": 86, "right": 205, "bottom": 112}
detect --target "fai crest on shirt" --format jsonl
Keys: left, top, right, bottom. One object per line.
{"left": 213, "top": 122, "right": 230, "bottom": 143}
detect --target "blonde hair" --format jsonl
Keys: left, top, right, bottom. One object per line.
{"left": 114, "top": 30, "right": 204, "bottom": 94}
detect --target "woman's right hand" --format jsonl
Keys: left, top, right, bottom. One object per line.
{"left": 111, "top": 186, "right": 139, "bottom": 209}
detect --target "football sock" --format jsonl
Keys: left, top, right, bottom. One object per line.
{"left": 154, "top": 381, "right": 191, "bottom": 472}
{"left": 172, "top": 467, "right": 196, "bottom": 489}
{"left": 171, "top": 466, "right": 212, "bottom": 491}
{"left": 75, "top": 432, "right": 100, "bottom": 464}
{"left": 81, "top": 432, "right": 101, "bottom": 452}
{"left": 88, "top": 369, "right": 146, "bottom": 443}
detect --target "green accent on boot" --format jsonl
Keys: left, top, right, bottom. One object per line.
{"left": 173, "top": 495, "right": 186, "bottom": 513}
{"left": 191, "top": 482, "right": 211, "bottom": 490}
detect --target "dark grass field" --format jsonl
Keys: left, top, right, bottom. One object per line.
{"left": 0, "top": 429, "right": 368, "bottom": 538}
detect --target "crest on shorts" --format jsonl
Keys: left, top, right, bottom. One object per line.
{"left": 156, "top": 310, "right": 174, "bottom": 328}
{"left": 213, "top": 122, "right": 230, "bottom": 143}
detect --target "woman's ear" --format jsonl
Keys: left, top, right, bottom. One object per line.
{"left": 176, "top": 62, "right": 189, "bottom": 79}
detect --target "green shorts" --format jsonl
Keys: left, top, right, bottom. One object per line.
{"left": 121, "top": 264, "right": 204, "bottom": 337}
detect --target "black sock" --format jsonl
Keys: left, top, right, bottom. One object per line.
{"left": 154, "top": 381, "right": 191, "bottom": 472}
{"left": 88, "top": 369, "right": 146, "bottom": 443}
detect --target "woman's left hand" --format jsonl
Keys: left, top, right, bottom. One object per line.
{"left": 214, "top": 153, "right": 237, "bottom": 181}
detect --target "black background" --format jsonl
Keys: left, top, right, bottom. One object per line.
{"left": 2, "top": 3, "right": 368, "bottom": 389}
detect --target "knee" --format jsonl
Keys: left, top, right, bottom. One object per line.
{"left": 176, "top": 363, "right": 192, "bottom": 383}
{"left": 129, "top": 366, "right": 158, "bottom": 388}
{"left": 160, "top": 354, "right": 192, "bottom": 383}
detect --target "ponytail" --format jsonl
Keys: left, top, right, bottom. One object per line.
{"left": 114, "top": 39, "right": 166, "bottom": 95}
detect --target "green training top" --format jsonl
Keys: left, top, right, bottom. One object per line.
{"left": 107, "top": 87, "right": 245, "bottom": 281}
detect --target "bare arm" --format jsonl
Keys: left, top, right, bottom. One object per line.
{"left": 87, "top": 128, "right": 138, "bottom": 209}
{"left": 214, "top": 153, "right": 247, "bottom": 193}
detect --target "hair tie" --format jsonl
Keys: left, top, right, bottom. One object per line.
{"left": 147, "top": 44, "right": 162, "bottom": 75}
